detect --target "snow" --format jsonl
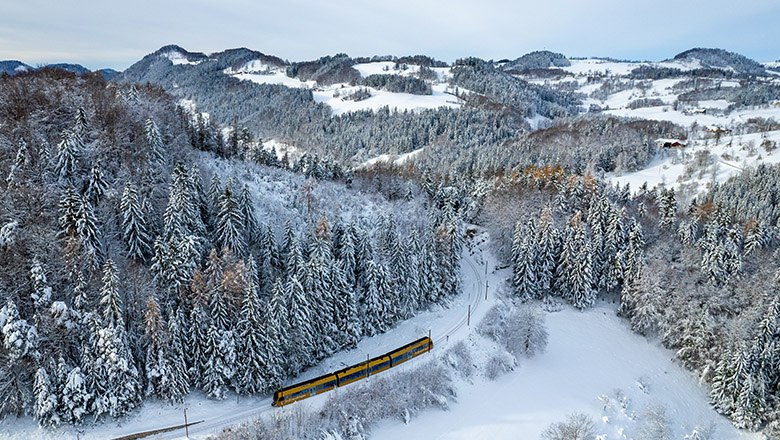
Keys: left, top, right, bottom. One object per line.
{"left": 0, "top": 229, "right": 758, "bottom": 439}
{"left": 13, "top": 65, "right": 28, "bottom": 72}
{"left": 355, "top": 147, "right": 425, "bottom": 169}
{"left": 609, "top": 130, "right": 780, "bottom": 197}
{"left": 311, "top": 83, "right": 462, "bottom": 116}
{"left": 373, "top": 303, "right": 757, "bottom": 440}
{"left": 232, "top": 71, "right": 313, "bottom": 89}
{"left": 162, "top": 51, "right": 201, "bottom": 66}
{"left": 353, "top": 61, "right": 421, "bottom": 78}
{"left": 261, "top": 138, "right": 299, "bottom": 162}
{"left": 229, "top": 63, "right": 461, "bottom": 116}
{"left": 563, "top": 59, "right": 645, "bottom": 76}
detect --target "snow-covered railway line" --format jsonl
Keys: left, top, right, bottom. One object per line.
{"left": 432, "top": 252, "right": 484, "bottom": 346}
{"left": 146, "top": 251, "right": 488, "bottom": 440}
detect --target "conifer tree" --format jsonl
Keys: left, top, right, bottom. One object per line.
{"left": 85, "top": 164, "right": 107, "bottom": 206}
{"left": 60, "top": 366, "right": 89, "bottom": 424}
{"left": 363, "top": 260, "right": 391, "bottom": 335}
{"left": 236, "top": 260, "right": 278, "bottom": 394}
{"left": 536, "top": 206, "right": 559, "bottom": 296}
{"left": 143, "top": 296, "right": 173, "bottom": 401}
{"left": 287, "top": 275, "right": 313, "bottom": 372}
{"left": 165, "top": 307, "right": 190, "bottom": 403}
{"left": 268, "top": 279, "right": 290, "bottom": 373}
{"left": 555, "top": 212, "right": 595, "bottom": 309}
{"left": 120, "top": 183, "right": 152, "bottom": 262}
{"left": 33, "top": 367, "right": 59, "bottom": 427}
{"left": 215, "top": 187, "right": 246, "bottom": 256}
{"left": 144, "top": 118, "right": 166, "bottom": 166}
{"left": 239, "top": 184, "right": 258, "bottom": 246}
{"left": 54, "top": 130, "right": 80, "bottom": 182}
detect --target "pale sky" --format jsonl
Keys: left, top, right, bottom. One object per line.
{"left": 1, "top": 0, "right": 778, "bottom": 70}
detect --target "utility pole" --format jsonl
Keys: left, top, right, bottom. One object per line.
{"left": 485, "top": 261, "right": 489, "bottom": 300}
{"left": 184, "top": 408, "right": 189, "bottom": 439}
{"left": 467, "top": 304, "right": 471, "bottom": 326}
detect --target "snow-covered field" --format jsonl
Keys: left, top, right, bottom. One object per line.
{"left": 227, "top": 59, "right": 463, "bottom": 116}
{"left": 373, "top": 303, "right": 756, "bottom": 440}
{"left": 609, "top": 129, "right": 780, "bottom": 199}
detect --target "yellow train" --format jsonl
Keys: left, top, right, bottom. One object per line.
{"left": 272, "top": 336, "right": 433, "bottom": 406}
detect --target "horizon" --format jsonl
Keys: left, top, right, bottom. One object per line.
{"left": 2, "top": 43, "right": 779, "bottom": 72}
{"left": 1, "top": 0, "right": 778, "bottom": 71}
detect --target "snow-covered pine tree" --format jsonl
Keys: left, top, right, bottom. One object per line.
{"left": 143, "top": 296, "right": 173, "bottom": 401}
{"left": 215, "top": 186, "right": 246, "bottom": 256}
{"left": 287, "top": 274, "right": 314, "bottom": 372}
{"left": 555, "top": 212, "right": 595, "bottom": 309}
{"left": 305, "top": 230, "right": 338, "bottom": 360}
{"left": 257, "top": 223, "right": 280, "bottom": 291}
{"left": 339, "top": 223, "right": 358, "bottom": 289}
{"left": 513, "top": 219, "right": 539, "bottom": 300}
{"left": 99, "top": 259, "right": 123, "bottom": 329}
{"left": 236, "top": 259, "right": 278, "bottom": 394}
{"left": 268, "top": 278, "right": 290, "bottom": 374}
{"left": 535, "top": 206, "right": 559, "bottom": 297}
{"left": 60, "top": 366, "right": 89, "bottom": 424}
{"left": 75, "top": 195, "right": 102, "bottom": 268}
{"left": 54, "top": 130, "right": 80, "bottom": 182}
{"left": 187, "top": 303, "right": 210, "bottom": 389}
{"left": 201, "top": 323, "right": 235, "bottom": 400}
{"left": 33, "top": 367, "right": 59, "bottom": 427}
{"left": 85, "top": 163, "right": 107, "bottom": 206}
{"left": 58, "top": 185, "right": 81, "bottom": 240}
{"left": 92, "top": 262, "right": 141, "bottom": 419}
{"left": 658, "top": 188, "right": 677, "bottom": 228}
{"left": 144, "top": 118, "right": 166, "bottom": 166}
{"left": 0, "top": 298, "right": 39, "bottom": 362}
{"left": 165, "top": 307, "right": 190, "bottom": 403}
{"left": 362, "top": 259, "right": 392, "bottom": 336}
{"left": 420, "top": 228, "right": 441, "bottom": 304}
{"left": 205, "top": 174, "right": 222, "bottom": 233}
{"left": 332, "top": 259, "right": 361, "bottom": 348}
{"left": 120, "top": 182, "right": 152, "bottom": 262}
{"left": 30, "top": 259, "right": 53, "bottom": 318}
{"left": 238, "top": 184, "right": 258, "bottom": 246}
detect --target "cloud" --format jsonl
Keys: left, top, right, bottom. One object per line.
{"left": 0, "top": 0, "right": 778, "bottom": 69}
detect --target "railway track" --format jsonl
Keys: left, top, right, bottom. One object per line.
{"left": 143, "top": 247, "right": 489, "bottom": 440}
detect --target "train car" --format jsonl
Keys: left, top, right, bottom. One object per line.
{"left": 272, "top": 372, "right": 338, "bottom": 407}
{"left": 388, "top": 336, "right": 432, "bottom": 367}
{"left": 272, "top": 336, "right": 433, "bottom": 407}
{"left": 335, "top": 361, "right": 368, "bottom": 387}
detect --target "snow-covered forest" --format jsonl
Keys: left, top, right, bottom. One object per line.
{"left": 2, "top": 42, "right": 780, "bottom": 439}
{"left": 0, "top": 69, "right": 465, "bottom": 427}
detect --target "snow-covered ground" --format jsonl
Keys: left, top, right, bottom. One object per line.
{"left": 608, "top": 129, "right": 780, "bottom": 198}
{"left": 162, "top": 51, "right": 201, "bottom": 66}
{"left": 0, "top": 230, "right": 757, "bottom": 439}
{"left": 373, "top": 302, "right": 757, "bottom": 440}
{"left": 226, "top": 58, "right": 462, "bottom": 116}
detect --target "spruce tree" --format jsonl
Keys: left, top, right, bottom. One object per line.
{"left": 33, "top": 367, "right": 59, "bottom": 427}
{"left": 144, "top": 118, "right": 166, "bottom": 166}
{"left": 235, "top": 260, "right": 266, "bottom": 395}
{"left": 287, "top": 274, "right": 313, "bottom": 372}
{"left": 120, "top": 183, "right": 152, "bottom": 262}
{"left": 60, "top": 366, "right": 89, "bottom": 424}
{"left": 363, "top": 260, "right": 391, "bottom": 335}
{"left": 215, "top": 187, "right": 246, "bottom": 256}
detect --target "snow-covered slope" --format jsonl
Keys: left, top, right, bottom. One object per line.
{"left": 373, "top": 303, "right": 758, "bottom": 440}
